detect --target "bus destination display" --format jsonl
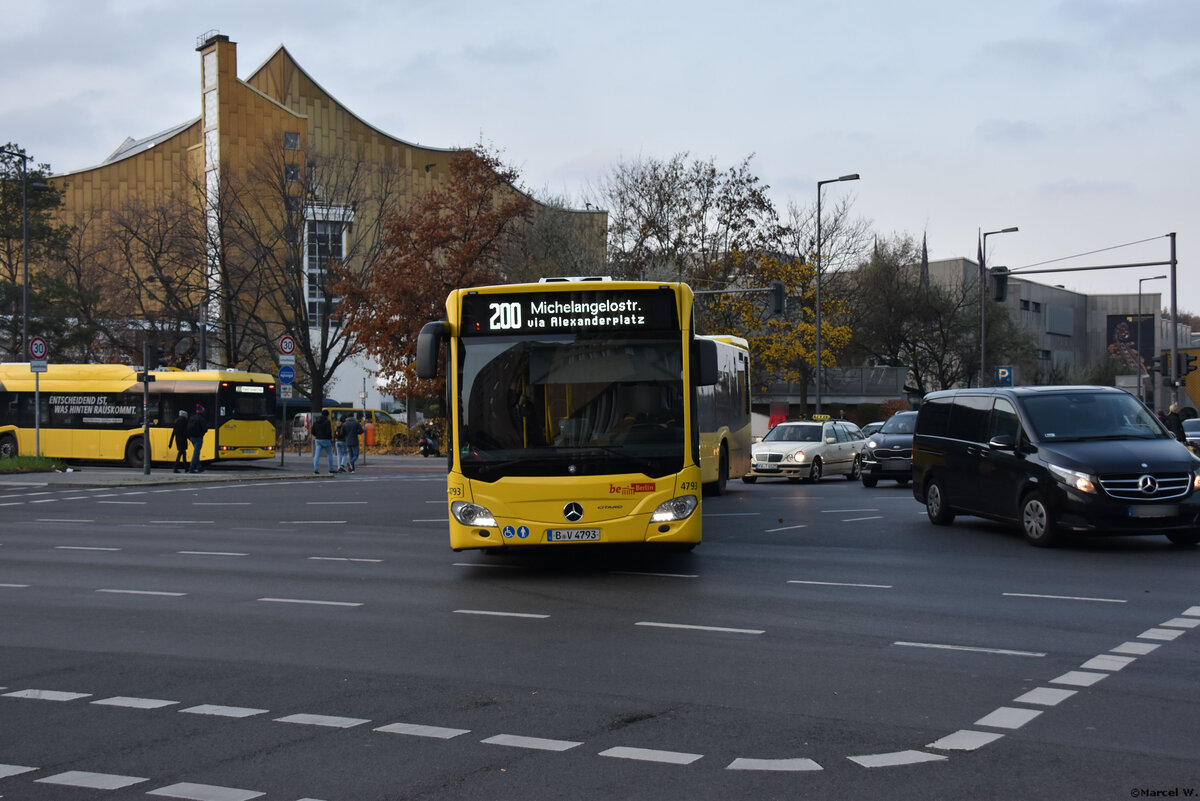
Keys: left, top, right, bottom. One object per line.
{"left": 461, "top": 288, "right": 679, "bottom": 336}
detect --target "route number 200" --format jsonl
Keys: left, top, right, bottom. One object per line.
{"left": 489, "top": 302, "right": 522, "bottom": 330}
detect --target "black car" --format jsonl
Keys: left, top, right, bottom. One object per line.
{"left": 912, "top": 386, "right": 1200, "bottom": 547}
{"left": 860, "top": 411, "right": 916, "bottom": 487}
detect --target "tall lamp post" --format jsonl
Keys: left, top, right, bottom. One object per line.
{"left": 1137, "top": 274, "right": 1166, "bottom": 403}
{"left": 1, "top": 146, "right": 32, "bottom": 357}
{"left": 814, "top": 173, "right": 859, "bottom": 414}
{"left": 980, "top": 226, "right": 1018, "bottom": 386}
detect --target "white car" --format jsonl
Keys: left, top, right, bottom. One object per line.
{"left": 744, "top": 418, "right": 866, "bottom": 483}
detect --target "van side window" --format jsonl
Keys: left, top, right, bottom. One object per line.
{"left": 918, "top": 396, "right": 953, "bottom": 437}
{"left": 990, "top": 398, "right": 1020, "bottom": 441}
{"left": 947, "top": 395, "right": 990, "bottom": 443}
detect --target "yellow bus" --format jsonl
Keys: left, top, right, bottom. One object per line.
{"left": 416, "top": 278, "right": 722, "bottom": 552}
{"left": 696, "top": 335, "right": 752, "bottom": 494}
{"left": 0, "top": 363, "right": 277, "bottom": 467}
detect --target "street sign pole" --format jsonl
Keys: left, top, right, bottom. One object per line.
{"left": 278, "top": 335, "right": 297, "bottom": 466}
{"left": 29, "top": 336, "right": 49, "bottom": 458}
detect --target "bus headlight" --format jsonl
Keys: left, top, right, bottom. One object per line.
{"left": 651, "top": 495, "right": 698, "bottom": 522}
{"left": 451, "top": 501, "right": 497, "bottom": 527}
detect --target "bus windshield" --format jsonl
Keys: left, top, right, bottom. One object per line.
{"left": 458, "top": 334, "right": 685, "bottom": 480}
{"left": 218, "top": 382, "right": 275, "bottom": 421}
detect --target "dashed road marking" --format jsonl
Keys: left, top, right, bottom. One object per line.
{"left": 483, "top": 734, "right": 582, "bottom": 752}
{"left": 893, "top": 641, "right": 1044, "bottom": 657}
{"left": 636, "top": 621, "right": 764, "bottom": 635}
{"left": 35, "top": 770, "right": 147, "bottom": 790}
{"left": 375, "top": 722, "right": 469, "bottom": 739}
{"left": 600, "top": 746, "right": 702, "bottom": 764}
{"left": 147, "top": 782, "right": 265, "bottom": 800}
{"left": 727, "top": 756, "right": 822, "bottom": 771}
{"left": 848, "top": 750, "right": 946, "bottom": 768}
{"left": 179, "top": 704, "right": 269, "bottom": 718}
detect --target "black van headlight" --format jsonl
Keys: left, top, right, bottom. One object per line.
{"left": 1047, "top": 463, "right": 1097, "bottom": 494}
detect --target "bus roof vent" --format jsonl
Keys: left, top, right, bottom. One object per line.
{"left": 539, "top": 276, "right": 612, "bottom": 282}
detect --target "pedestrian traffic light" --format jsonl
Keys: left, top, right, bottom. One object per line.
{"left": 770, "top": 280, "right": 786, "bottom": 315}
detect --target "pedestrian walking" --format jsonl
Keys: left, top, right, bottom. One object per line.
{"left": 1165, "top": 403, "right": 1187, "bottom": 443}
{"left": 310, "top": 409, "right": 336, "bottom": 474}
{"left": 342, "top": 413, "right": 363, "bottom": 472}
{"left": 169, "top": 410, "right": 189, "bottom": 473}
{"left": 334, "top": 413, "right": 349, "bottom": 472}
{"left": 186, "top": 404, "right": 209, "bottom": 473}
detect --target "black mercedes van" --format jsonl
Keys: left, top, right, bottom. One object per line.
{"left": 912, "top": 385, "right": 1200, "bottom": 547}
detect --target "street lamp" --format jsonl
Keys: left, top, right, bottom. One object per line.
{"left": 1, "top": 146, "right": 32, "bottom": 357}
{"left": 980, "top": 226, "right": 1018, "bottom": 386}
{"left": 814, "top": 173, "right": 859, "bottom": 414}
{"left": 1138, "top": 274, "right": 1167, "bottom": 402}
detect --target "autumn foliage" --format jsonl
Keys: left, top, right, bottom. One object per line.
{"left": 335, "top": 147, "right": 533, "bottom": 397}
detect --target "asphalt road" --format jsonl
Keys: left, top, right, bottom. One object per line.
{"left": 1, "top": 464, "right": 1198, "bottom": 800}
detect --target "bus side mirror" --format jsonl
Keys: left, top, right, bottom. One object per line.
{"left": 694, "top": 338, "right": 718, "bottom": 387}
{"left": 416, "top": 321, "right": 449, "bottom": 379}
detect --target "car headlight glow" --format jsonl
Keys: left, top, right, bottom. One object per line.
{"left": 1192, "top": 472, "right": 1200, "bottom": 491}
{"left": 867, "top": 439, "right": 879, "bottom": 449}
{"left": 451, "top": 500, "right": 497, "bottom": 527}
{"left": 651, "top": 495, "right": 698, "bottom": 522}
{"left": 786, "top": 450, "right": 807, "bottom": 463}
{"left": 1047, "top": 463, "right": 1097, "bottom": 494}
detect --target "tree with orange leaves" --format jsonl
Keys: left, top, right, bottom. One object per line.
{"left": 335, "top": 145, "right": 534, "bottom": 408}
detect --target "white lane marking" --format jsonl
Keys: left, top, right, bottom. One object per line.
{"left": 279, "top": 520, "right": 347, "bottom": 525}
{"left": 1183, "top": 606, "right": 1200, "bottom": 617}
{"left": 612, "top": 571, "right": 698, "bottom": 578}
{"left": 307, "top": 501, "right": 368, "bottom": 505}
{"left": 636, "top": 621, "right": 764, "bottom": 635}
{"left": 0, "top": 502, "right": 26, "bottom": 506}
{"left": 0, "top": 764, "right": 37, "bottom": 778}
{"left": 482, "top": 734, "right": 581, "bottom": 752}
{"left": 31, "top": 499, "right": 59, "bottom": 503}
{"left": 599, "top": 746, "right": 702, "bottom": 764}
{"left": 1080, "top": 654, "right": 1136, "bottom": 671}
{"left": 926, "top": 730, "right": 1005, "bottom": 751}
{"left": 56, "top": 545, "right": 120, "bottom": 551}
{"left": 93, "top": 696, "right": 179, "bottom": 709}
{"left": 789, "top": 580, "right": 892, "bottom": 589}
{"left": 275, "top": 713, "right": 370, "bottom": 728}
{"left": 36, "top": 518, "right": 93, "bottom": 522}
{"left": 35, "top": 770, "right": 147, "bottom": 790}
{"left": 848, "top": 750, "right": 946, "bottom": 768}
{"left": 257, "top": 597, "right": 362, "bottom": 607}
{"left": 97, "top": 589, "right": 187, "bottom": 597}
{"left": 843, "top": 516, "right": 884, "bottom": 522}
{"left": 412, "top": 518, "right": 448, "bottom": 522}
{"left": 1003, "top": 592, "right": 1126, "bottom": 604}
{"left": 147, "top": 782, "right": 265, "bottom": 800}
{"left": 821, "top": 508, "right": 878, "bottom": 513}
{"left": 180, "top": 704, "right": 269, "bottom": 718}
{"left": 193, "top": 502, "right": 251, "bottom": 506}
{"left": 454, "top": 609, "right": 549, "bottom": 619}
{"left": 0, "top": 583, "right": 30, "bottom": 588}
{"left": 726, "top": 756, "right": 822, "bottom": 771}
{"left": 150, "top": 520, "right": 215, "bottom": 525}
{"left": 98, "top": 500, "right": 146, "bottom": 505}
{"left": 375, "top": 722, "right": 470, "bottom": 739}
{"left": 1012, "top": 687, "right": 1077, "bottom": 706}
{"left": 1161, "top": 617, "right": 1200, "bottom": 629}
{"left": 974, "top": 707, "right": 1043, "bottom": 730}
{"left": 309, "top": 556, "right": 383, "bottom": 563}
{"left": 178, "top": 551, "right": 248, "bottom": 557}
{"left": 1050, "top": 670, "right": 1109, "bottom": 687}
{"left": 3, "top": 689, "right": 91, "bottom": 701}
{"left": 765, "top": 524, "right": 807, "bottom": 532}
{"left": 893, "top": 641, "right": 1045, "bottom": 657}
{"left": 1112, "top": 641, "right": 1160, "bottom": 655}
{"left": 1139, "top": 627, "right": 1184, "bottom": 641}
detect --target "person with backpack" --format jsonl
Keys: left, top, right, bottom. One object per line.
{"left": 334, "top": 413, "right": 349, "bottom": 472}
{"left": 186, "top": 404, "right": 209, "bottom": 473}
{"left": 310, "top": 409, "right": 336, "bottom": 475}
{"left": 169, "top": 410, "right": 189, "bottom": 473}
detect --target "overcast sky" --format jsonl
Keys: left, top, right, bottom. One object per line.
{"left": 3, "top": 0, "right": 1198, "bottom": 311}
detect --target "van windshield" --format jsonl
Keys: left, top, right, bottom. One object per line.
{"left": 1022, "top": 392, "right": 1169, "bottom": 442}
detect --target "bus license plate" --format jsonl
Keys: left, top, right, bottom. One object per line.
{"left": 546, "top": 529, "right": 601, "bottom": 542}
{"left": 241, "top": 449, "right": 257, "bottom": 454}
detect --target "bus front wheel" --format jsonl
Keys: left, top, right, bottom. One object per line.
{"left": 125, "top": 437, "right": 146, "bottom": 468}
{"left": 0, "top": 434, "right": 17, "bottom": 459}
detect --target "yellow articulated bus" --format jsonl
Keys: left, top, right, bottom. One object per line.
{"left": 695, "top": 335, "right": 752, "bottom": 494}
{"left": 0, "top": 363, "right": 277, "bottom": 466}
{"left": 416, "top": 278, "right": 727, "bottom": 552}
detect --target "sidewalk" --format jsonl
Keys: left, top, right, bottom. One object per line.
{"left": 0, "top": 452, "right": 446, "bottom": 489}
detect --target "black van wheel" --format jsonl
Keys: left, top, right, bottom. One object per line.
{"left": 924, "top": 478, "right": 955, "bottom": 525}
{"left": 1021, "top": 491, "right": 1060, "bottom": 547}
{"left": 861, "top": 474, "right": 878, "bottom": 488}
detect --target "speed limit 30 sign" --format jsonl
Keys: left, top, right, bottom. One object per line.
{"left": 29, "top": 336, "right": 48, "bottom": 361}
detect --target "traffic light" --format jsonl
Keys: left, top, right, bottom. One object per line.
{"left": 1182, "top": 353, "right": 1197, "bottom": 378}
{"left": 770, "top": 280, "right": 786, "bottom": 315}
{"left": 143, "top": 342, "right": 165, "bottom": 370}
{"left": 990, "top": 265, "right": 1009, "bottom": 302}
{"left": 1153, "top": 353, "right": 1170, "bottom": 375}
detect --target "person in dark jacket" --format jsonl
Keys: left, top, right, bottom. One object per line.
{"left": 342, "top": 413, "right": 364, "bottom": 472}
{"left": 310, "top": 410, "right": 336, "bottom": 474}
{"left": 169, "top": 410, "right": 189, "bottom": 473}
{"left": 186, "top": 404, "right": 209, "bottom": 473}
